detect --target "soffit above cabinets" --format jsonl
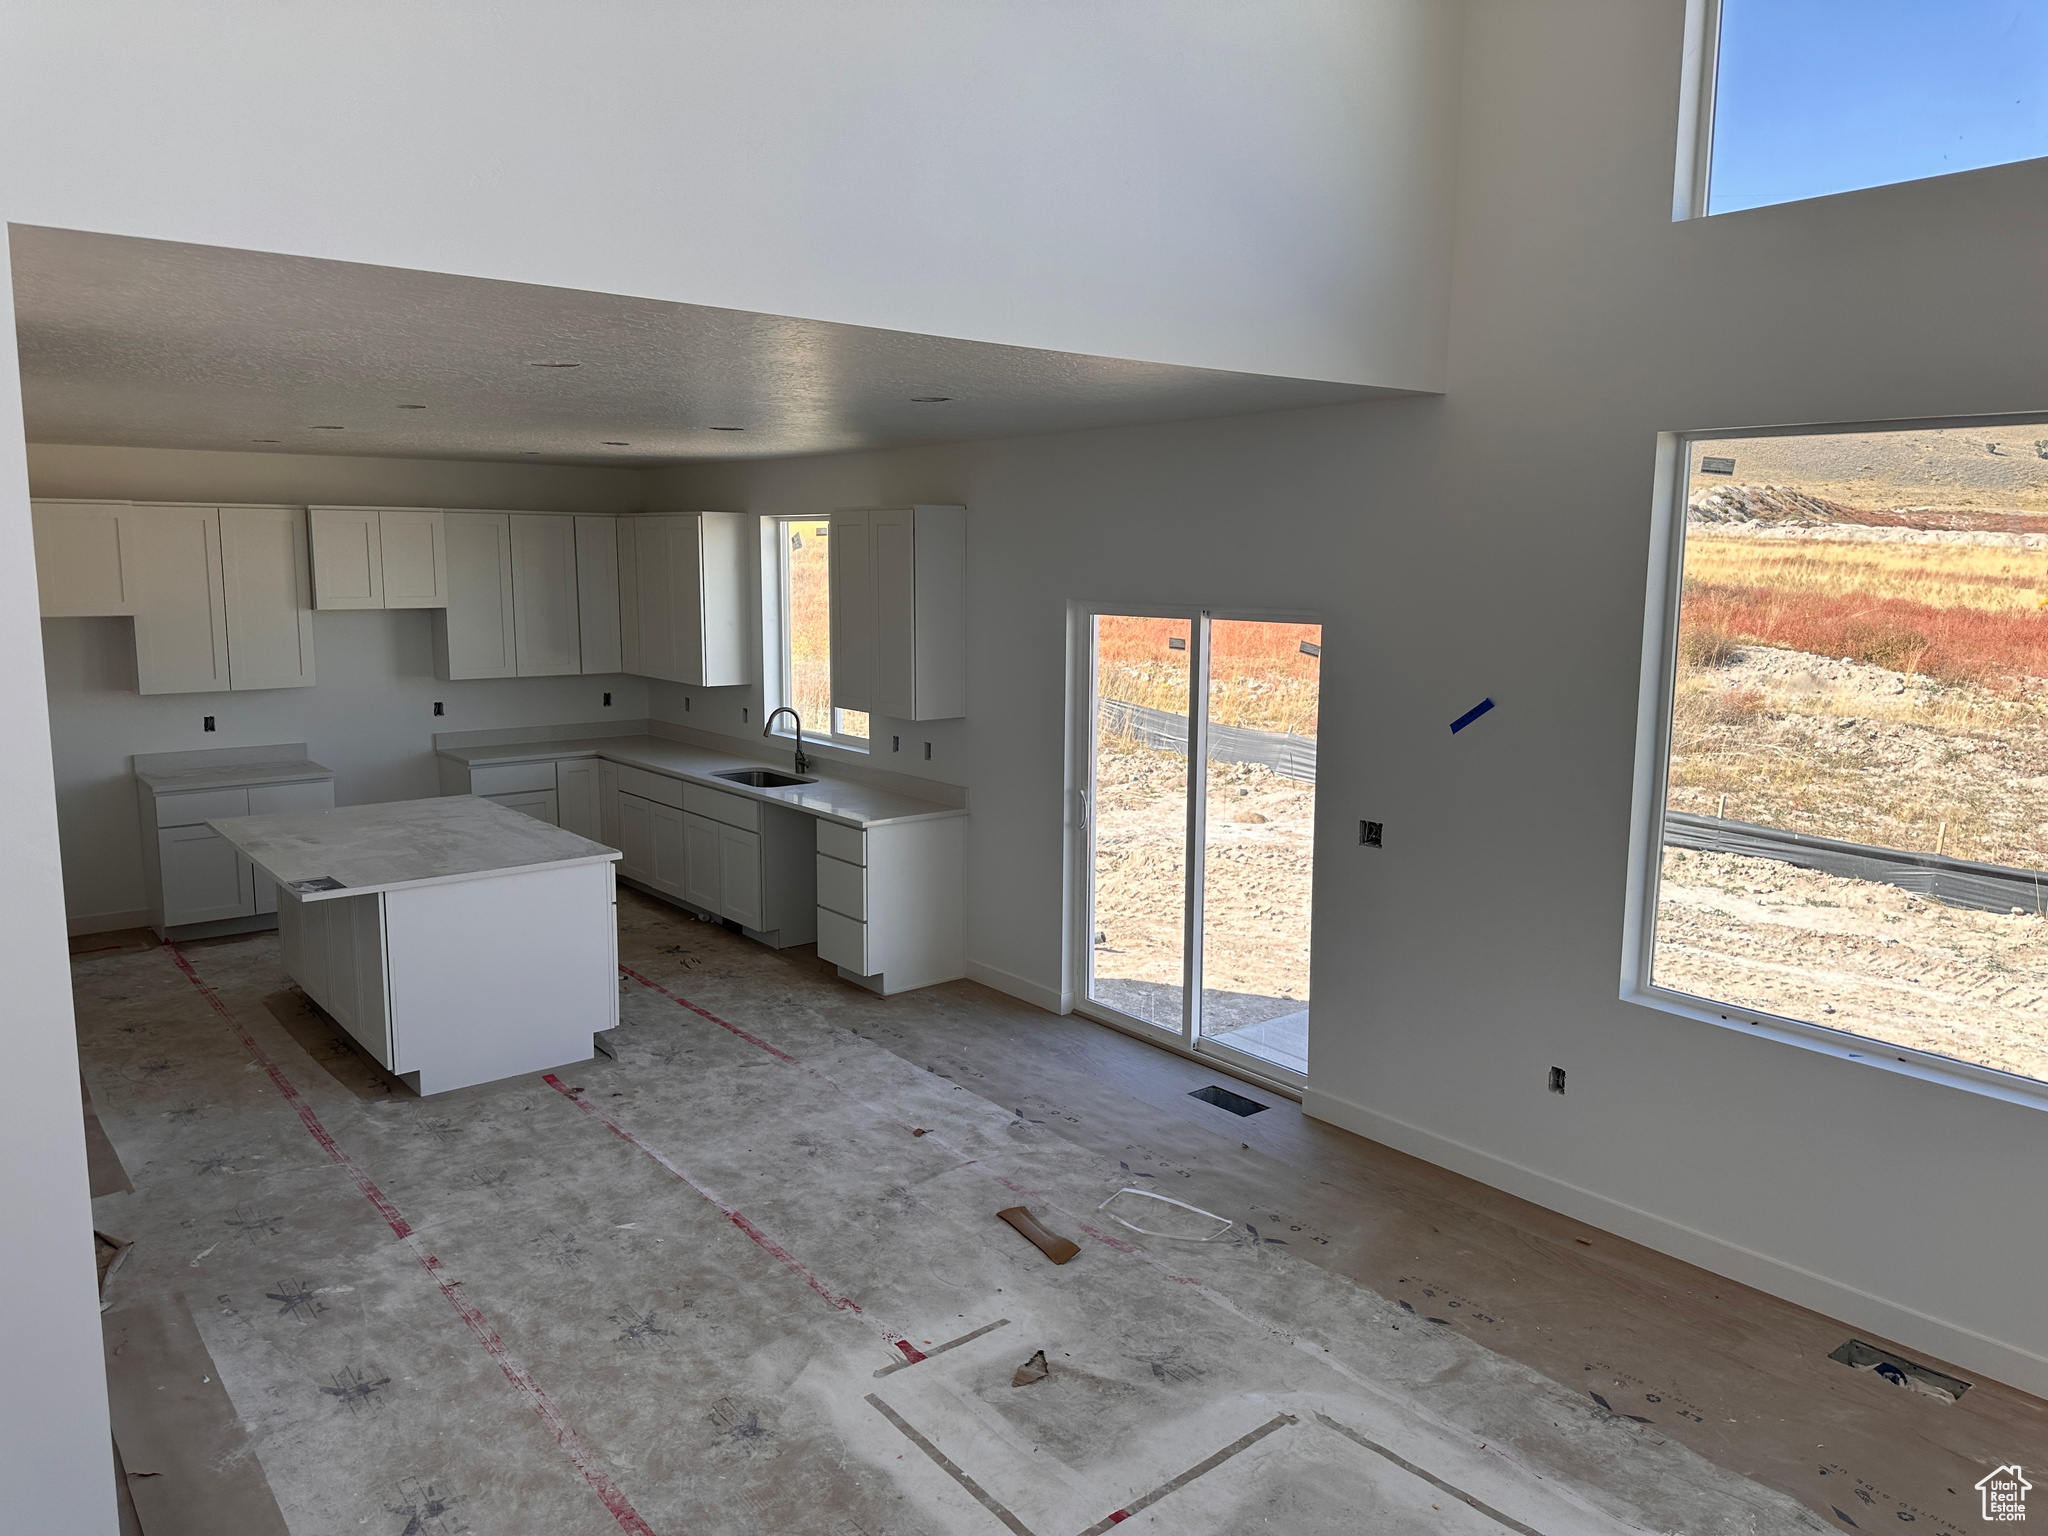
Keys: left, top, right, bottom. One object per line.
{"left": 9, "top": 226, "right": 1400, "bottom": 467}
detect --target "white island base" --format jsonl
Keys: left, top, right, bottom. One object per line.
{"left": 211, "top": 795, "right": 623, "bottom": 1097}
{"left": 279, "top": 860, "right": 617, "bottom": 1095}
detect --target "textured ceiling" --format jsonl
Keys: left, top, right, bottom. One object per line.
{"left": 9, "top": 227, "right": 1397, "bottom": 467}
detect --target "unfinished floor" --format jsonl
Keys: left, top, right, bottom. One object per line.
{"left": 76, "top": 890, "right": 2046, "bottom": 1535}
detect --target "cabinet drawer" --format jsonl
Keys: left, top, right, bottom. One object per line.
{"left": 815, "top": 819, "right": 866, "bottom": 866}
{"left": 816, "top": 907, "right": 870, "bottom": 976}
{"left": 249, "top": 778, "right": 334, "bottom": 815}
{"left": 470, "top": 760, "right": 557, "bottom": 796}
{"left": 682, "top": 782, "right": 759, "bottom": 831}
{"left": 815, "top": 854, "right": 866, "bottom": 921}
{"left": 614, "top": 762, "right": 685, "bottom": 808}
{"left": 154, "top": 787, "right": 251, "bottom": 827}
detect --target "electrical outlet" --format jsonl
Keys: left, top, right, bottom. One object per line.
{"left": 1548, "top": 1066, "right": 1566, "bottom": 1094}
{"left": 892, "top": 735, "right": 900, "bottom": 752}
{"left": 742, "top": 707, "right": 749, "bottom": 723}
{"left": 202, "top": 715, "right": 216, "bottom": 732}
{"left": 1360, "top": 820, "right": 1383, "bottom": 847}
{"left": 433, "top": 701, "right": 444, "bottom": 716}
{"left": 684, "top": 696, "right": 691, "bottom": 712}
{"left": 602, "top": 692, "right": 612, "bottom": 707}
{"left": 924, "top": 741, "right": 932, "bottom": 760}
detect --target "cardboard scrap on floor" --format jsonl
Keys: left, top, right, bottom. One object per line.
{"left": 1012, "top": 1349, "right": 1050, "bottom": 1386}
{"left": 997, "top": 1205, "right": 1080, "bottom": 1264}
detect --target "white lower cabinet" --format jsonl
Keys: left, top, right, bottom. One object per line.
{"left": 682, "top": 810, "right": 723, "bottom": 911}
{"left": 615, "top": 791, "right": 686, "bottom": 897}
{"left": 812, "top": 817, "right": 964, "bottom": 994}
{"left": 158, "top": 823, "right": 254, "bottom": 925}
{"left": 558, "top": 760, "right": 603, "bottom": 840}
{"left": 487, "top": 789, "right": 558, "bottom": 825}
{"left": 136, "top": 758, "right": 335, "bottom": 937}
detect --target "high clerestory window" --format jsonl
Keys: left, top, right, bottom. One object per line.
{"left": 1684, "top": 0, "right": 2048, "bottom": 217}
{"left": 1630, "top": 419, "right": 2048, "bottom": 1101}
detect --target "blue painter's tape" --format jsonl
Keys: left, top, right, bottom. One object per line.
{"left": 1449, "top": 697, "right": 1495, "bottom": 734}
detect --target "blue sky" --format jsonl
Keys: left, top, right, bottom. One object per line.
{"left": 1711, "top": 0, "right": 2048, "bottom": 213}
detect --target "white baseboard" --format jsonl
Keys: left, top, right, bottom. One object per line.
{"left": 964, "top": 959, "right": 1067, "bottom": 1015}
{"left": 68, "top": 909, "right": 151, "bottom": 938}
{"left": 1303, "top": 1084, "right": 2048, "bottom": 1400}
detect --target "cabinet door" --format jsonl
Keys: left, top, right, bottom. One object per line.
{"left": 33, "top": 501, "right": 134, "bottom": 616}
{"left": 130, "top": 505, "right": 231, "bottom": 695}
{"left": 487, "top": 789, "right": 559, "bottom": 825}
{"left": 616, "top": 792, "right": 654, "bottom": 882}
{"left": 616, "top": 517, "right": 643, "bottom": 675}
{"left": 510, "top": 513, "right": 581, "bottom": 676}
{"left": 438, "top": 512, "right": 517, "bottom": 679}
{"left": 220, "top": 505, "right": 316, "bottom": 691}
{"left": 682, "top": 810, "right": 723, "bottom": 911}
{"left": 575, "top": 515, "right": 623, "bottom": 674}
{"left": 718, "top": 825, "right": 763, "bottom": 928}
{"left": 627, "top": 515, "right": 677, "bottom": 681}
{"left": 308, "top": 507, "right": 384, "bottom": 609}
{"left": 697, "top": 511, "right": 750, "bottom": 687}
{"left": 870, "top": 506, "right": 917, "bottom": 719}
{"left": 557, "top": 760, "right": 603, "bottom": 840}
{"left": 650, "top": 802, "right": 689, "bottom": 897}
{"left": 380, "top": 510, "right": 448, "bottom": 607}
{"left": 597, "top": 762, "right": 621, "bottom": 848}
{"left": 158, "top": 824, "right": 253, "bottom": 925}
{"left": 828, "top": 508, "right": 872, "bottom": 712}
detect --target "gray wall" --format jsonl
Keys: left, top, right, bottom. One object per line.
{"left": 636, "top": 1, "right": 2048, "bottom": 1395}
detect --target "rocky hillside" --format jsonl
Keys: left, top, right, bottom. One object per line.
{"left": 1687, "top": 482, "right": 2048, "bottom": 535}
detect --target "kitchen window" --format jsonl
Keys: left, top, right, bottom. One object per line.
{"left": 772, "top": 517, "right": 869, "bottom": 750}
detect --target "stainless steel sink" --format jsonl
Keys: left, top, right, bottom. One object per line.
{"left": 713, "top": 768, "right": 816, "bottom": 788}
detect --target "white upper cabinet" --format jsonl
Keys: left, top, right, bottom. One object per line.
{"left": 308, "top": 506, "right": 447, "bottom": 609}
{"left": 129, "top": 504, "right": 232, "bottom": 695}
{"left": 379, "top": 509, "right": 449, "bottom": 607}
{"left": 831, "top": 505, "right": 966, "bottom": 721}
{"left": 219, "top": 505, "right": 315, "bottom": 690}
{"left": 33, "top": 500, "right": 135, "bottom": 616}
{"left": 435, "top": 511, "right": 517, "bottom": 680}
{"left": 619, "top": 512, "right": 749, "bottom": 687}
{"left": 574, "top": 514, "right": 622, "bottom": 674}
{"left": 33, "top": 500, "right": 316, "bottom": 694}
{"left": 509, "top": 513, "right": 581, "bottom": 676}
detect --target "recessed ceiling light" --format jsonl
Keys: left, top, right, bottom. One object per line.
{"left": 308, "top": 424, "right": 345, "bottom": 430}
{"left": 709, "top": 425, "right": 745, "bottom": 432}
{"left": 252, "top": 438, "right": 279, "bottom": 443}
{"left": 910, "top": 395, "right": 951, "bottom": 403}
{"left": 397, "top": 403, "right": 427, "bottom": 410}
{"left": 600, "top": 440, "right": 630, "bottom": 446}
{"left": 528, "top": 360, "right": 581, "bottom": 368}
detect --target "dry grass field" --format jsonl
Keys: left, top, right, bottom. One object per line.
{"left": 1660, "top": 426, "right": 2048, "bottom": 1080}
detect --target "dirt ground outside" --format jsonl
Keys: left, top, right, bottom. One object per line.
{"left": 1089, "top": 744, "right": 1314, "bottom": 1057}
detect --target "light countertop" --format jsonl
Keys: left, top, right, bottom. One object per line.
{"left": 136, "top": 757, "right": 335, "bottom": 793}
{"left": 208, "top": 794, "right": 619, "bottom": 901}
{"left": 437, "top": 734, "right": 965, "bottom": 829}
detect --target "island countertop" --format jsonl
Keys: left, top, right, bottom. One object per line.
{"left": 436, "top": 734, "right": 965, "bottom": 829}
{"left": 208, "top": 794, "right": 620, "bottom": 901}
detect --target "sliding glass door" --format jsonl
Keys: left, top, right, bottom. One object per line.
{"left": 1083, "top": 611, "right": 1320, "bottom": 1079}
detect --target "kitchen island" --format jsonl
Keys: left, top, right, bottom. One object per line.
{"left": 208, "top": 795, "right": 620, "bottom": 1095}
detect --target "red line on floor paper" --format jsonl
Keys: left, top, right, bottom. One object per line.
{"left": 163, "top": 942, "right": 661, "bottom": 1536}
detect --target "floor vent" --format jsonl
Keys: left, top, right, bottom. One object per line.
{"left": 1827, "top": 1339, "right": 1969, "bottom": 1403}
{"left": 1189, "top": 1084, "right": 1268, "bottom": 1117}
